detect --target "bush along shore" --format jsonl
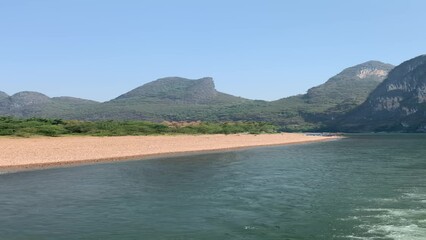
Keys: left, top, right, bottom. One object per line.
{"left": 0, "top": 117, "right": 278, "bottom": 137}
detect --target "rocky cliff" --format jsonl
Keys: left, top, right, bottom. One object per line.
{"left": 338, "top": 55, "right": 426, "bottom": 132}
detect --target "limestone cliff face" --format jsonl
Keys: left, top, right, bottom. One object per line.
{"left": 356, "top": 68, "right": 388, "bottom": 79}
{"left": 186, "top": 78, "right": 219, "bottom": 102}
{"left": 339, "top": 55, "right": 426, "bottom": 132}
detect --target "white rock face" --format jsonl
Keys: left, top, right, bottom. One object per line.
{"left": 402, "top": 107, "right": 418, "bottom": 116}
{"left": 417, "top": 84, "right": 426, "bottom": 103}
{"left": 357, "top": 68, "right": 388, "bottom": 79}
{"left": 374, "top": 96, "right": 403, "bottom": 111}
{"left": 387, "top": 82, "right": 412, "bottom": 92}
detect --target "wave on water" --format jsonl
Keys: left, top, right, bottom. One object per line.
{"left": 0, "top": 171, "right": 18, "bottom": 175}
{"left": 339, "top": 191, "right": 426, "bottom": 240}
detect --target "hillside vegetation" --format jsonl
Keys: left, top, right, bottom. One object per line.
{"left": 0, "top": 117, "right": 278, "bottom": 137}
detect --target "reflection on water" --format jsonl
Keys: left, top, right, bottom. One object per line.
{"left": 0, "top": 134, "right": 425, "bottom": 239}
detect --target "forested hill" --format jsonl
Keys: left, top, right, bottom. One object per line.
{"left": 0, "top": 91, "right": 98, "bottom": 119}
{"left": 113, "top": 77, "right": 247, "bottom": 104}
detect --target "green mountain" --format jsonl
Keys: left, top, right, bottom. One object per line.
{"left": 0, "top": 91, "right": 98, "bottom": 118}
{"left": 337, "top": 55, "right": 426, "bottom": 132}
{"left": 304, "top": 61, "right": 394, "bottom": 106}
{"left": 0, "top": 91, "right": 51, "bottom": 118}
{"left": 114, "top": 77, "right": 245, "bottom": 104}
{"left": 75, "top": 77, "right": 249, "bottom": 121}
{"left": 0, "top": 78, "right": 249, "bottom": 121}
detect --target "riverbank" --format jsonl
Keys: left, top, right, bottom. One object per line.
{"left": 0, "top": 133, "right": 339, "bottom": 171}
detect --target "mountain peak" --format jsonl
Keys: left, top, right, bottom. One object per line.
{"left": 114, "top": 77, "right": 219, "bottom": 103}
{"left": 357, "top": 60, "right": 392, "bottom": 66}
{"left": 155, "top": 76, "right": 213, "bottom": 83}
{"left": 10, "top": 91, "right": 51, "bottom": 106}
{"left": 337, "top": 61, "right": 394, "bottom": 81}
{"left": 304, "top": 61, "right": 394, "bottom": 106}
{"left": 0, "top": 91, "right": 8, "bottom": 99}
{"left": 11, "top": 91, "right": 50, "bottom": 98}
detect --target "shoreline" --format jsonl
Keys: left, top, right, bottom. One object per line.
{"left": 0, "top": 133, "right": 341, "bottom": 172}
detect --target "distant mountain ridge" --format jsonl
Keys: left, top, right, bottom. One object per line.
{"left": 0, "top": 61, "right": 395, "bottom": 128}
{"left": 8, "top": 55, "right": 426, "bottom": 133}
{"left": 237, "top": 60, "right": 395, "bottom": 130}
{"left": 0, "top": 91, "right": 98, "bottom": 118}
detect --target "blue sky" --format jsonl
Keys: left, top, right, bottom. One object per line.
{"left": 1, "top": 0, "right": 425, "bottom": 102}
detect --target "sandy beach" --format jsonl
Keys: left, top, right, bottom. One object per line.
{"left": 0, "top": 133, "right": 337, "bottom": 170}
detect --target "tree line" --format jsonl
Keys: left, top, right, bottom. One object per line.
{"left": 0, "top": 117, "right": 278, "bottom": 137}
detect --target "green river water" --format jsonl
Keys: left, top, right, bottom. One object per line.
{"left": 0, "top": 134, "right": 425, "bottom": 239}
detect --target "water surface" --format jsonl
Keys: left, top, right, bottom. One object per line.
{"left": 0, "top": 134, "right": 425, "bottom": 239}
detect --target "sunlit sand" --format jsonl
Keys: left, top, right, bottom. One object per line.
{"left": 0, "top": 133, "right": 337, "bottom": 170}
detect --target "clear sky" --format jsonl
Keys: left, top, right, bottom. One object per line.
{"left": 1, "top": 0, "right": 425, "bottom": 102}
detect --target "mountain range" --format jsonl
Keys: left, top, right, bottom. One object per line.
{"left": 1, "top": 54, "right": 425, "bottom": 132}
